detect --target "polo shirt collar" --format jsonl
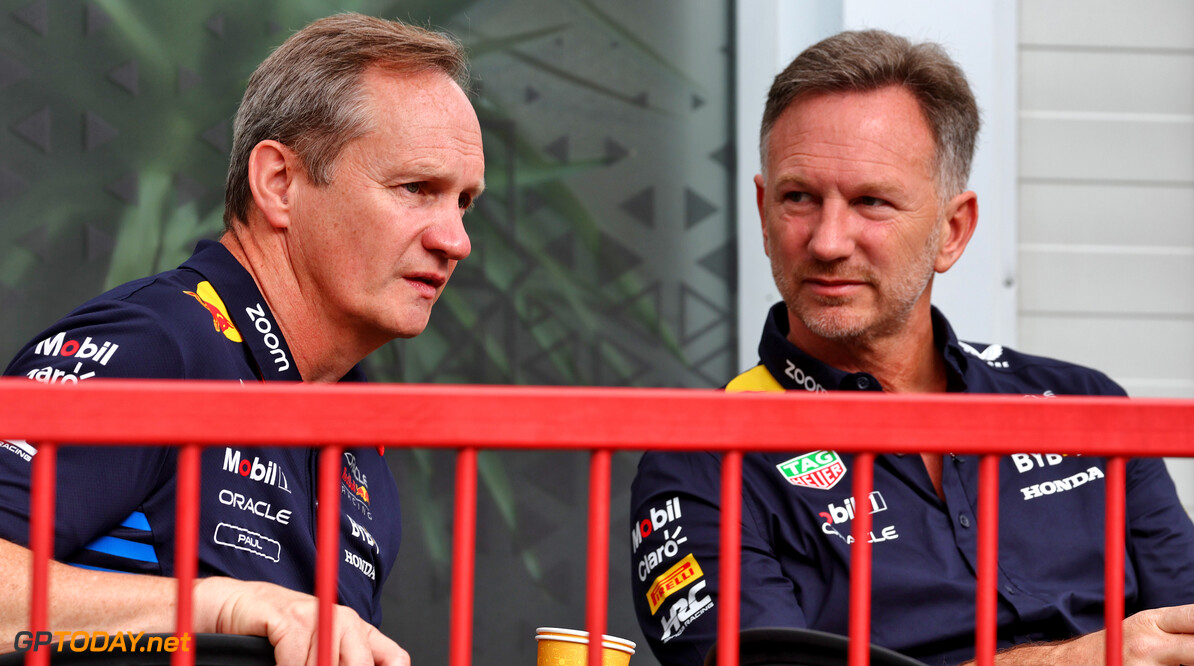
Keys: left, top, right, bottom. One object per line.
{"left": 757, "top": 302, "right": 970, "bottom": 393}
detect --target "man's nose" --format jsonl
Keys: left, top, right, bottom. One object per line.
{"left": 423, "top": 205, "right": 472, "bottom": 261}
{"left": 806, "top": 199, "right": 855, "bottom": 262}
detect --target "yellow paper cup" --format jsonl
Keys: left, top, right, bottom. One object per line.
{"left": 535, "top": 627, "right": 635, "bottom": 665}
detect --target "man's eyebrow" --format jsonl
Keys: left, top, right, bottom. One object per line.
{"left": 772, "top": 175, "right": 814, "bottom": 190}
{"left": 851, "top": 180, "right": 903, "bottom": 196}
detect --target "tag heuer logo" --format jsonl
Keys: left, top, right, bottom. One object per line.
{"left": 776, "top": 451, "right": 847, "bottom": 490}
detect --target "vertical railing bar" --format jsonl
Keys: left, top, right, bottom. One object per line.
{"left": 586, "top": 449, "right": 612, "bottom": 666}
{"left": 1105, "top": 456, "right": 1126, "bottom": 666}
{"left": 848, "top": 453, "right": 874, "bottom": 666}
{"left": 172, "top": 444, "right": 201, "bottom": 666}
{"left": 717, "top": 451, "right": 743, "bottom": 666}
{"left": 316, "top": 445, "right": 343, "bottom": 666}
{"left": 27, "top": 441, "right": 56, "bottom": 666}
{"left": 449, "top": 447, "right": 478, "bottom": 666}
{"left": 976, "top": 454, "right": 1000, "bottom": 666}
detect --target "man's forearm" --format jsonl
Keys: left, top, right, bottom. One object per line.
{"left": 0, "top": 538, "right": 194, "bottom": 652}
{"left": 959, "top": 637, "right": 1080, "bottom": 665}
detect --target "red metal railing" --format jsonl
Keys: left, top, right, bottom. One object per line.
{"left": 3, "top": 378, "right": 1194, "bottom": 665}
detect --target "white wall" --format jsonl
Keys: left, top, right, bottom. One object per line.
{"left": 735, "top": 0, "right": 1194, "bottom": 507}
{"left": 1016, "top": 0, "right": 1194, "bottom": 507}
{"left": 1017, "top": 0, "right": 1194, "bottom": 400}
{"left": 735, "top": 0, "right": 1019, "bottom": 369}
{"left": 734, "top": 1, "right": 842, "bottom": 367}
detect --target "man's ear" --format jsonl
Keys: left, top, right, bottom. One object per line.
{"left": 934, "top": 190, "right": 978, "bottom": 273}
{"left": 247, "top": 140, "right": 299, "bottom": 230}
{"left": 755, "top": 173, "right": 770, "bottom": 257}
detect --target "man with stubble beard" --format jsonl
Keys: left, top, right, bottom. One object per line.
{"left": 630, "top": 30, "right": 1194, "bottom": 666}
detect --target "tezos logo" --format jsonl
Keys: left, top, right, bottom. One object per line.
{"left": 776, "top": 451, "right": 846, "bottom": 490}
{"left": 222, "top": 448, "right": 291, "bottom": 493}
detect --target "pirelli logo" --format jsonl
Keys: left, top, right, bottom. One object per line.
{"left": 647, "top": 553, "right": 703, "bottom": 615}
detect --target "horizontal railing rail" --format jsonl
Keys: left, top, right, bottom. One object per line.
{"left": 3, "top": 378, "right": 1193, "bottom": 666}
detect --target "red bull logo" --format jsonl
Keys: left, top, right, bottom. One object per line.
{"left": 184, "top": 282, "right": 243, "bottom": 343}
{"left": 342, "top": 466, "right": 371, "bottom": 507}
{"left": 340, "top": 452, "right": 373, "bottom": 520}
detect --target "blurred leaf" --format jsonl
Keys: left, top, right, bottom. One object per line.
{"left": 478, "top": 451, "right": 517, "bottom": 529}
{"left": 569, "top": 0, "right": 705, "bottom": 91}
{"left": 503, "top": 48, "right": 671, "bottom": 113}
{"left": 466, "top": 24, "right": 569, "bottom": 57}
{"left": 104, "top": 172, "right": 170, "bottom": 289}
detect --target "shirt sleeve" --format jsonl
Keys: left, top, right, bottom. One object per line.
{"left": 630, "top": 451, "right": 807, "bottom": 666}
{"left": 1, "top": 300, "right": 181, "bottom": 563}
{"left": 1125, "top": 457, "right": 1194, "bottom": 610}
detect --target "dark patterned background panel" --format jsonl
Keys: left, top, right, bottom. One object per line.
{"left": 0, "top": 1, "right": 733, "bottom": 663}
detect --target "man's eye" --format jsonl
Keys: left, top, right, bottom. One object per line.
{"left": 402, "top": 183, "right": 422, "bottom": 194}
{"left": 858, "top": 196, "right": 888, "bottom": 206}
{"left": 458, "top": 193, "right": 472, "bottom": 209}
{"left": 784, "top": 191, "right": 809, "bottom": 203}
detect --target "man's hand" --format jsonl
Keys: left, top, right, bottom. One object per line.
{"left": 0, "top": 540, "right": 406, "bottom": 664}
{"left": 195, "top": 577, "right": 408, "bottom": 666}
{"left": 1118, "top": 605, "right": 1194, "bottom": 665}
{"left": 966, "top": 605, "right": 1194, "bottom": 665}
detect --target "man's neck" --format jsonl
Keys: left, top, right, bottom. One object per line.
{"left": 220, "top": 225, "right": 373, "bottom": 383}
{"left": 785, "top": 303, "right": 947, "bottom": 395}
{"left": 786, "top": 302, "right": 950, "bottom": 498}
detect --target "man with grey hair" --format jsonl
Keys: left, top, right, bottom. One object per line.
{"left": 0, "top": 13, "right": 484, "bottom": 665}
{"left": 630, "top": 30, "right": 1194, "bottom": 665}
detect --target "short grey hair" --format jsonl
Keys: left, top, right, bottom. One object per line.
{"left": 760, "top": 29, "right": 980, "bottom": 197}
{"left": 223, "top": 13, "right": 469, "bottom": 229}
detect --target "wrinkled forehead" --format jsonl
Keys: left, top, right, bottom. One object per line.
{"left": 763, "top": 90, "right": 943, "bottom": 195}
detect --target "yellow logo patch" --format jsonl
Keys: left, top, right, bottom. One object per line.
{"left": 647, "top": 553, "right": 703, "bottom": 614}
{"left": 183, "top": 281, "right": 243, "bottom": 342}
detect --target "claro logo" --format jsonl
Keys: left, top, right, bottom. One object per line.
{"left": 245, "top": 303, "right": 290, "bottom": 373}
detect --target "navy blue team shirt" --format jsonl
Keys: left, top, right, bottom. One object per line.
{"left": 631, "top": 303, "right": 1194, "bottom": 665}
{"left": 1, "top": 240, "right": 400, "bottom": 625}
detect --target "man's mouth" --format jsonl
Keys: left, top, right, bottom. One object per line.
{"left": 803, "top": 277, "right": 867, "bottom": 298}
{"left": 405, "top": 273, "right": 446, "bottom": 297}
